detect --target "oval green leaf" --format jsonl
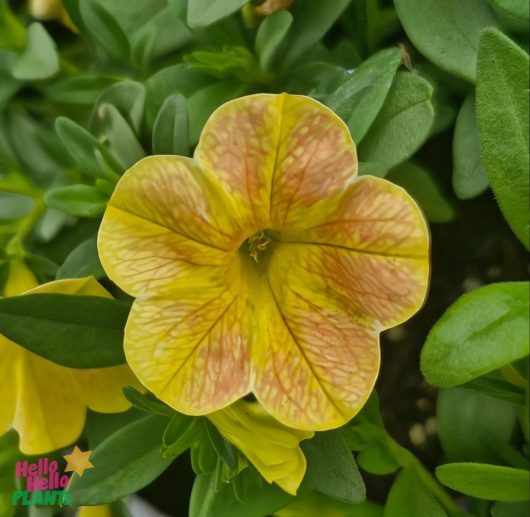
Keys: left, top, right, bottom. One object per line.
{"left": 476, "top": 28, "right": 529, "bottom": 249}
{"left": 421, "top": 282, "right": 530, "bottom": 387}
{"left": 0, "top": 293, "right": 129, "bottom": 368}
{"left": 44, "top": 185, "right": 109, "bottom": 218}
{"left": 436, "top": 463, "right": 530, "bottom": 502}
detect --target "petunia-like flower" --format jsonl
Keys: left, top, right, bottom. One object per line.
{"left": 0, "top": 260, "right": 141, "bottom": 454}
{"left": 208, "top": 400, "right": 313, "bottom": 494}
{"left": 98, "top": 93, "right": 429, "bottom": 431}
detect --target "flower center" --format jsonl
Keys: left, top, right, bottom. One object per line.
{"left": 247, "top": 231, "right": 270, "bottom": 262}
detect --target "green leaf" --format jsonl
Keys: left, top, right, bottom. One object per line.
{"left": 56, "top": 237, "right": 105, "bottom": 280}
{"left": 461, "top": 376, "right": 525, "bottom": 405}
{"left": 79, "top": 0, "right": 130, "bottom": 63}
{"left": 491, "top": 501, "right": 530, "bottom": 517}
{"left": 152, "top": 93, "right": 189, "bottom": 155}
{"left": 45, "top": 75, "right": 118, "bottom": 105}
{"left": 476, "top": 28, "right": 529, "bottom": 249}
{"left": 85, "top": 408, "right": 144, "bottom": 449}
{"left": 384, "top": 468, "right": 447, "bottom": 517}
{"left": 162, "top": 414, "right": 198, "bottom": 459}
{"left": 394, "top": 0, "right": 497, "bottom": 82}
{"left": 255, "top": 10, "right": 293, "bottom": 70}
{"left": 12, "top": 23, "right": 58, "bottom": 81}
{"left": 0, "top": 294, "right": 128, "bottom": 368}
{"left": 301, "top": 430, "right": 365, "bottom": 504}
{"left": 452, "top": 95, "right": 489, "bottom": 199}
{"left": 326, "top": 47, "right": 402, "bottom": 144}
{"left": 93, "top": 103, "right": 145, "bottom": 168}
{"left": 0, "top": 431, "right": 20, "bottom": 517}
{"left": 437, "top": 387, "right": 517, "bottom": 464}
{"left": 189, "top": 469, "right": 293, "bottom": 517}
{"left": 122, "top": 385, "right": 176, "bottom": 417}
{"left": 358, "top": 72, "right": 434, "bottom": 174}
{"left": 204, "top": 420, "right": 237, "bottom": 469}
{"left": 280, "top": 0, "right": 351, "bottom": 68}
{"left": 55, "top": 117, "right": 122, "bottom": 180}
{"left": 488, "top": 0, "right": 529, "bottom": 32}
{"left": 357, "top": 444, "right": 400, "bottom": 475}
{"left": 187, "top": 0, "right": 247, "bottom": 28}
{"left": 421, "top": 282, "right": 530, "bottom": 387}
{"left": 69, "top": 415, "right": 172, "bottom": 505}
{"left": 387, "top": 161, "right": 455, "bottom": 223}
{"left": 436, "top": 463, "right": 530, "bottom": 502}
{"left": 0, "top": 192, "right": 33, "bottom": 220}
{"left": 44, "top": 185, "right": 108, "bottom": 218}
{"left": 187, "top": 81, "right": 247, "bottom": 144}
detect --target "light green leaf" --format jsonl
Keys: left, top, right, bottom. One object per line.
{"left": 94, "top": 103, "right": 145, "bottom": 168}
{"left": 187, "top": 0, "right": 247, "bottom": 28}
{"left": 301, "top": 431, "right": 365, "bottom": 504}
{"left": 255, "top": 10, "right": 293, "bottom": 70}
{"left": 384, "top": 468, "right": 447, "bottom": 517}
{"left": 421, "top": 282, "right": 530, "bottom": 387}
{"left": 153, "top": 93, "right": 189, "bottom": 155}
{"left": 55, "top": 117, "right": 122, "bottom": 180}
{"left": 56, "top": 237, "right": 105, "bottom": 280}
{"left": 452, "top": 95, "right": 489, "bottom": 199}
{"left": 394, "top": 0, "right": 497, "bottom": 82}
{"left": 45, "top": 75, "right": 118, "bottom": 105}
{"left": 280, "top": 0, "right": 351, "bottom": 68}
{"left": 122, "top": 386, "right": 176, "bottom": 418}
{"left": 358, "top": 72, "right": 434, "bottom": 174}
{"left": 461, "top": 376, "right": 525, "bottom": 406}
{"left": 436, "top": 463, "right": 530, "bottom": 501}
{"left": 0, "top": 294, "right": 128, "bottom": 368}
{"left": 437, "top": 387, "right": 517, "bottom": 464}
{"left": 45, "top": 185, "right": 108, "bottom": 218}
{"left": 326, "top": 47, "right": 402, "bottom": 144}
{"left": 476, "top": 28, "right": 529, "bottom": 249}
{"left": 357, "top": 444, "right": 400, "bottom": 475}
{"left": 387, "top": 161, "right": 455, "bottom": 223}
{"left": 488, "top": 0, "right": 529, "bottom": 32}
{"left": 69, "top": 415, "right": 172, "bottom": 505}
{"left": 12, "top": 23, "right": 58, "bottom": 81}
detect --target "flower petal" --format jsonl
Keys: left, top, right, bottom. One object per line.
{"left": 0, "top": 336, "right": 18, "bottom": 434}
{"left": 275, "top": 176, "right": 430, "bottom": 327}
{"left": 207, "top": 400, "right": 312, "bottom": 495}
{"left": 194, "top": 93, "right": 356, "bottom": 231}
{"left": 124, "top": 266, "right": 251, "bottom": 415}
{"left": 98, "top": 156, "right": 241, "bottom": 297}
{"left": 251, "top": 266, "right": 380, "bottom": 431}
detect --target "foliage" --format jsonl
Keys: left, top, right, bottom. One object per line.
{"left": 0, "top": 0, "right": 528, "bottom": 516}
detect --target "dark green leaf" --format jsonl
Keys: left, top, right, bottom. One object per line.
{"left": 491, "top": 501, "right": 530, "bottom": 517}
{"left": 187, "top": 0, "right": 247, "bottom": 28}
{"left": 461, "top": 376, "right": 525, "bottom": 405}
{"left": 436, "top": 463, "right": 530, "bottom": 501}
{"left": 280, "top": 0, "right": 351, "bottom": 68}
{"left": 359, "top": 72, "right": 434, "bottom": 174}
{"left": 421, "top": 282, "right": 530, "bottom": 387}
{"left": 45, "top": 75, "right": 118, "bottom": 105}
{"left": 488, "top": 0, "right": 529, "bottom": 32}
{"left": 56, "top": 237, "right": 105, "bottom": 280}
{"left": 0, "top": 294, "right": 129, "bottom": 368}
{"left": 122, "top": 385, "right": 176, "bottom": 417}
{"left": 69, "top": 415, "right": 172, "bottom": 505}
{"left": 79, "top": 0, "right": 130, "bottom": 63}
{"left": 326, "top": 47, "right": 402, "bottom": 144}
{"left": 12, "top": 23, "right": 58, "bottom": 81}
{"left": 437, "top": 387, "right": 517, "bottom": 464}
{"left": 476, "top": 28, "right": 529, "bottom": 249}
{"left": 452, "top": 95, "right": 489, "bottom": 199}
{"left": 152, "top": 93, "right": 189, "bottom": 155}
{"left": 387, "top": 161, "right": 455, "bottom": 223}
{"left": 384, "top": 468, "right": 447, "bottom": 517}
{"left": 394, "top": 0, "right": 497, "bottom": 82}
{"left": 301, "top": 430, "right": 365, "bottom": 504}
{"left": 189, "top": 469, "right": 293, "bottom": 517}
{"left": 45, "top": 185, "right": 108, "bottom": 218}
{"left": 162, "top": 415, "right": 199, "bottom": 459}
{"left": 255, "top": 10, "right": 293, "bottom": 70}
{"left": 204, "top": 420, "right": 236, "bottom": 469}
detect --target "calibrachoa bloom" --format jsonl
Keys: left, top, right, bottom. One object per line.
{"left": 0, "top": 261, "right": 141, "bottom": 454}
{"left": 98, "top": 93, "right": 429, "bottom": 432}
{"left": 208, "top": 400, "right": 313, "bottom": 494}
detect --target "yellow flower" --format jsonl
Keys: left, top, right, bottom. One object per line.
{"left": 29, "top": 0, "right": 77, "bottom": 32}
{"left": 0, "top": 260, "right": 141, "bottom": 455}
{"left": 77, "top": 505, "right": 113, "bottom": 517}
{"left": 254, "top": 0, "right": 295, "bottom": 16}
{"left": 208, "top": 400, "right": 313, "bottom": 494}
{"left": 98, "top": 93, "right": 429, "bottom": 432}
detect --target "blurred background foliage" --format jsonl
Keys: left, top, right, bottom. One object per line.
{"left": 0, "top": 0, "right": 528, "bottom": 516}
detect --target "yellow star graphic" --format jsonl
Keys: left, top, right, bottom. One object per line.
{"left": 63, "top": 446, "right": 94, "bottom": 477}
